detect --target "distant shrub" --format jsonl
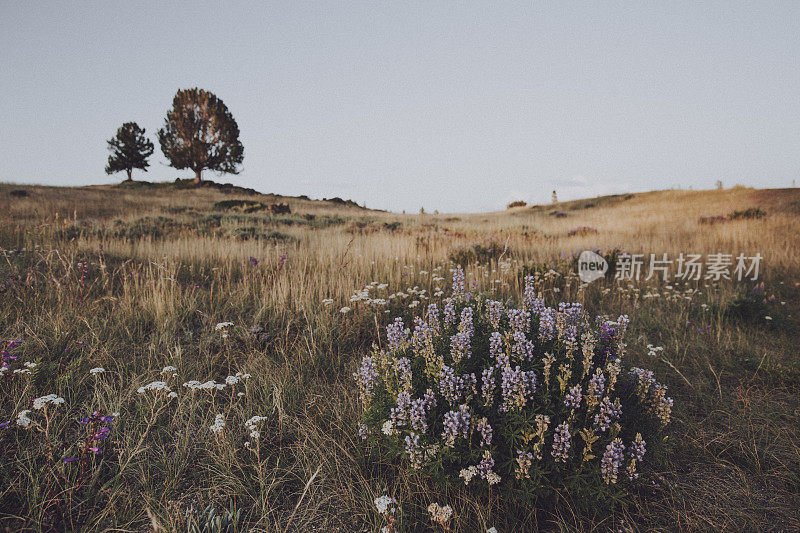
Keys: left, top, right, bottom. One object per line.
{"left": 699, "top": 215, "right": 728, "bottom": 225}
{"left": 507, "top": 200, "right": 527, "bottom": 209}
{"left": 9, "top": 189, "right": 29, "bottom": 198}
{"left": 699, "top": 208, "right": 767, "bottom": 225}
{"left": 355, "top": 269, "right": 672, "bottom": 503}
{"left": 384, "top": 221, "right": 402, "bottom": 232}
{"left": 229, "top": 226, "right": 294, "bottom": 242}
{"left": 728, "top": 207, "right": 767, "bottom": 220}
{"left": 213, "top": 199, "right": 269, "bottom": 213}
{"left": 449, "top": 240, "right": 511, "bottom": 266}
{"left": 567, "top": 226, "right": 599, "bottom": 237}
{"left": 549, "top": 211, "right": 568, "bottom": 218}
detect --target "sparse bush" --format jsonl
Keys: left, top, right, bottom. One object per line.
{"left": 449, "top": 240, "right": 511, "bottom": 266}
{"left": 355, "top": 269, "right": 671, "bottom": 503}
{"left": 567, "top": 226, "right": 599, "bottom": 237}
{"left": 384, "top": 221, "right": 402, "bottom": 232}
{"left": 549, "top": 211, "right": 568, "bottom": 218}
{"left": 9, "top": 189, "right": 29, "bottom": 198}
{"left": 507, "top": 200, "right": 527, "bottom": 209}
{"left": 699, "top": 215, "right": 728, "bottom": 225}
{"left": 228, "top": 226, "right": 294, "bottom": 242}
{"left": 728, "top": 207, "right": 767, "bottom": 220}
{"left": 213, "top": 199, "right": 269, "bottom": 213}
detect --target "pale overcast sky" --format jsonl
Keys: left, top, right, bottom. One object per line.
{"left": 1, "top": 2, "right": 799, "bottom": 212}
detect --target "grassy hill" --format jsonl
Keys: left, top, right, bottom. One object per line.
{"left": 1, "top": 182, "right": 799, "bottom": 530}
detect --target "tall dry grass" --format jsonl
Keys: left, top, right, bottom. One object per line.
{"left": 0, "top": 182, "right": 798, "bottom": 531}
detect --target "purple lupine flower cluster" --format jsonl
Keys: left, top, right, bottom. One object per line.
{"left": 511, "top": 330, "right": 536, "bottom": 362}
{"left": 412, "top": 318, "right": 433, "bottom": 357}
{"left": 489, "top": 332, "right": 506, "bottom": 367}
{"left": 476, "top": 416, "right": 493, "bottom": 446}
{"left": 0, "top": 339, "right": 22, "bottom": 374}
{"left": 476, "top": 450, "right": 495, "bottom": 479}
{"left": 458, "top": 306, "right": 474, "bottom": 336}
{"left": 442, "top": 404, "right": 471, "bottom": 447}
{"left": 450, "top": 332, "right": 471, "bottom": 364}
{"left": 587, "top": 368, "right": 606, "bottom": 401}
{"left": 593, "top": 396, "right": 622, "bottom": 432}
{"left": 427, "top": 303, "right": 440, "bottom": 332}
{"left": 443, "top": 298, "right": 456, "bottom": 328}
{"left": 523, "top": 276, "right": 546, "bottom": 316}
{"left": 451, "top": 266, "right": 467, "bottom": 302}
{"left": 515, "top": 449, "right": 534, "bottom": 479}
{"left": 508, "top": 308, "right": 530, "bottom": 334}
{"left": 538, "top": 307, "right": 557, "bottom": 342}
{"left": 439, "top": 366, "right": 477, "bottom": 405}
{"left": 481, "top": 366, "right": 496, "bottom": 406}
{"left": 626, "top": 433, "right": 647, "bottom": 480}
{"left": 564, "top": 383, "right": 583, "bottom": 409}
{"left": 409, "top": 398, "right": 428, "bottom": 433}
{"left": 390, "top": 392, "right": 412, "bottom": 428}
{"left": 355, "top": 275, "right": 671, "bottom": 494}
{"left": 551, "top": 422, "right": 571, "bottom": 462}
{"left": 404, "top": 432, "right": 426, "bottom": 469}
{"left": 386, "top": 317, "right": 409, "bottom": 353}
{"left": 629, "top": 433, "right": 646, "bottom": 462}
{"left": 556, "top": 302, "right": 583, "bottom": 349}
{"left": 64, "top": 411, "right": 115, "bottom": 464}
{"left": 487, "top": 300, "right": 503, "bottom": 330}
{"left": 500, "top": 365, "right": 537, "bottom": 412}
{"left": 423, "top": 388, "right": 437, "bottom": 410}
{"left": 450, "top": 307, "right": 474, "bottom": 363}
{"left": 630, "top": 367, "right": 673, "bottom": 426}
{"left": 650, "top": 382, "right": 674, "bottom": 426}
{"left": 396, "top": 357, "right": 413, "bottom": 391}
{"left": 354, "top": 355, "right": 379, "bottom": 401}
{"left": 600, "top": 438, "right": 626, "bottom": 484}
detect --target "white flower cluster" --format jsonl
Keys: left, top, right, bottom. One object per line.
{"left": 89, "top": 367, "right": 105, "bottom": 375}
{"left": 33, "top": 394, "right": 65, "bottom": 410}
{"left": 244, "top": 415, "right": 268, "bottom": 439}
{"left": 137, "top": 381, "right": 177, "bottom": 398}
{"left": 183, "top": 372, "right": 250, "bottom": 391}
{"left": 374, "top": 495, "right": 397, "bottom": 516}
{"left": 161, "top": 365, "right": 177, "bottom": 377}
{"left": 4, "top": 361, "right": 37, "bottom": 376}
{"left": 210, "top": 414, "right": 225, "bottom": 434}
{"left": 646, "top": 344, "right": 664, "bottom": 357}
{"left": 16, "top": 410, "right": 32, "bottom": 428}
{"left": 215, "top": 322, "right": 234, "bottom": 338}
{"left": 427, "top": 502, "right": 453, "bottom": 526}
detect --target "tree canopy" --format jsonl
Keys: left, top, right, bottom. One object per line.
{"left": 105, "top": 122, "right": 154, "bottom": 181}
{"left": 158, "top": 88, "right": 244, "bottom": 183}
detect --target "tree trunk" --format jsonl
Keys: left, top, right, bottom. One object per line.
{"left": 193, "top": 168, "right": 202, "bottom": 184}
{"left": 125, "top": 169, "right": 132, "bottom": 182}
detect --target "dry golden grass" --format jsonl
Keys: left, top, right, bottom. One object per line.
{"left": 0, "top": 181, "right": 798, "bottom": 531}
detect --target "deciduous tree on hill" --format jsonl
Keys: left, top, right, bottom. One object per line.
{"left": 158, "top": 88, "right": 244, "bottom": 184}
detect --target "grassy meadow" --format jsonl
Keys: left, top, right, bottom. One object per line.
{"left": 1, "top": 181, "right": 799, "bottom": 531}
